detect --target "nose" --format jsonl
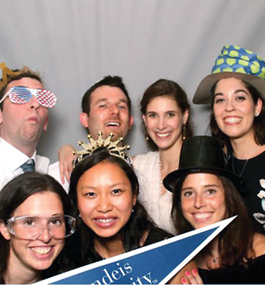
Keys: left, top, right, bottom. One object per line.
{"left": 225, "top": 98, "right": 235, "bottom": 112}
{"left": 28, "top": 95, "right": 40, "bottom": 110}
{"left": 157, "top": 117, "right": 166, "bottom": 130}
{"left": 38, "top": 227, "right": 53, "bottom": 243}
{"left": 109, "top": 104, "right": 119, "bottom": 116}
{"left": 97, "top": 197, "right": 112, "bottom": 213}
{"left": 194, "top": 194, "right": 206, "bottom": 209}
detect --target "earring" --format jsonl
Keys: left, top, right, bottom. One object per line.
{"left": 255, "top": 112, "right": 260, "bottom": 117}
{"left": 132, "top": 208, "right": 134, "bottom": 213}
{"left": 145, "top": 128, "right": 149, "bottom": 141}
{"left": 182, "top": 123, "right": 186, "bottom": 141}
{"left": 79, "top": 214, "right": 81, "bottom": 218}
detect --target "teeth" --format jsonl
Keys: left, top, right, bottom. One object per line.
{"left": 194, "top": 213, "right": 211, "bottom": 220}
{"left": 224, "top": 117, "right": 242, "bottom": 123}
{"left": 106, "top": 122, "right": 120, "bottom": 126}
{"left": 96, "top": 218, "right": 114, "bottom": 223}
{"left": 31, "top": 247, "right": 52, "bottom": 255}
{"left": 157, "top": 132, "right": 170, "bottom": 137}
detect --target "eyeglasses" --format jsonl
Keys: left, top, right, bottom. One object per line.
{"left": 6, "top": 214, "right": 76, "bottom": 240}
{"left": 0, "top": 86, "right": 57, "bottom": 108}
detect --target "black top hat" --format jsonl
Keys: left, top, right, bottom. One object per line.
{"left": 163, "top": 136, "right": 245, "bottom": 193}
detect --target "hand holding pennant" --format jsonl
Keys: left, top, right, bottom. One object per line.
{"left": 35, "top": 216, "right": 236, "bottom": 285}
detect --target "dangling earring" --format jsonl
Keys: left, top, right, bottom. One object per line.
{"left": 132, "top": 208, "right": 134, "bottom": 213}
{"left": 182, "top": 123, "right": 186, "bottom": 141}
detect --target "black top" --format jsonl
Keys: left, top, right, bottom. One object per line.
{"left": 229, "top": 151, "right": 265, "bottom": 234}
{"left": 199, "top": 253, "right": 265, "bottom": 284}
{"left": 144, "top": 226, "right": 172, "bottom": 246}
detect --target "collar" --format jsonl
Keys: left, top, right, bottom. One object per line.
{"left": 0, "top": 137, "right": 36, "bottom": 171}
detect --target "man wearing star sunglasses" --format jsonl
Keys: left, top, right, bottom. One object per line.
{"left": 0, "top": 63, "right": 64, "bottom": 190}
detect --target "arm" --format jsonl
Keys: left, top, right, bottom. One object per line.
{"left": 168, "top": 260, "right": 203, "bottom": 284}
{"left": 58, "top": 144, "right": 76, "bottom": 183}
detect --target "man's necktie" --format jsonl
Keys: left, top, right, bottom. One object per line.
{"left": 20, "top": 159, "right": 35, "bottom": 173}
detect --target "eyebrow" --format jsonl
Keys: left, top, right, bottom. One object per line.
{"left": 181, "top": 184, "right": 221, "bottom": 191}
{"left": 94, "top": 98, "right": 128, "bottom": 105}
{"left": 80, "top": 182, "right": 129, "bottom": 190}
{"left": 214, "top": 89, "right": 249, "bottom": 97}
{"left": 147, "top": 110, "right": 177, "bottom": 114}
{"left": 51, "top": 213, "right": 64, "bottom": 216}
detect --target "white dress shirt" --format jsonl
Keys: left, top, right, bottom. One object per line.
{"left": 0, "top": 137, "right": 68, "bottom": 192}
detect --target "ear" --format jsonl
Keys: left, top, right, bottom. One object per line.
{"left": 128, "top": 115, "right": 134, "bottom": 130}
{"left": 255, "top": 98, "right": 263, "bottom": 116}
{"left": 142, "top": 114, "right": 147, "bottom": 126}
{"left": 132, "top": 194, "right": 137, "bottom": 207}
{"left": 80, "top": 112, "right": 89, "bottom": 128}
{"left": 43, "top": 116, "right": 49, "bottom": 131}
{"left": 0, "top": 221, "right": 11, "bottom": 240}
{"left": 183, "top": 109, "right": 189, "bottom": 124}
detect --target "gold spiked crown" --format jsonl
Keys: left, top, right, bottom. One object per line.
{"left": 73, "top": 132, "right": 131, "bottom": 166}
{"left": 0, "top": 62, "right": 41, "bottom": 91}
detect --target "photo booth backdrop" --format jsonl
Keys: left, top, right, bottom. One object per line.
{"left": 1, "top": 0, "right": 265, "bottom": 162}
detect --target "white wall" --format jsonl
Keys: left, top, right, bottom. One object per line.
{"left": 1, "top": 0, "right": 265, "bottom": 161}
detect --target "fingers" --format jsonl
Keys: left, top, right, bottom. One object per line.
{"left": 181, "top": 269, "right": 203, "bottom": 284}
{"left": 59, "top": 163, "right": 66, "bottom": 184}
{"left": 59, "top": 161, "right": 74, "bottom": 183}
{"left": 58, "top": 144, "right": 76, "bottom": 183}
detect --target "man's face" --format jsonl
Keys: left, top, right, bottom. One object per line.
{"left": 80, "top": 86, "right": 133, "bottom": 140}
{"left": 0, "top": 77, "right": 49, "bottom": 150}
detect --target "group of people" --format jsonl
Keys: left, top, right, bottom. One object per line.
{"left": 1, "top": 44, "right": 265, "bottom": 284}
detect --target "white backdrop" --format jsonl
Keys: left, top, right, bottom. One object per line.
{"left": 1, "top": 0, "right": 265, "bottom": 162}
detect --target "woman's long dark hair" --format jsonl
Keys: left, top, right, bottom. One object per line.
{"left": 140, "top": 79, "right": 193, "bottom": 151}
{"left": 0, "top": 172, "right": 74, "bottom": 280}
{"left": 69, "top": 147, "right": 154, "bottom": 264}
{"left": 172, "top": 175, "right": 254, "bottom": 268}
{"left": 210, "top": 79, "right": 265, "bottom": 146}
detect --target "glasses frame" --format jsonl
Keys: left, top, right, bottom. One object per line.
{"left": 0, "top": 86, "right": 57, "bottom": 108}
{"left": 6, "top": 214, "right": 76, "bottom": 240}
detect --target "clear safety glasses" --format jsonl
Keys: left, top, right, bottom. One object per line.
{"left": 0, "top": 86, "right": 57, "bottom": 108}
{"left": 6, "top": 214, "right": 76, "bottom": 240}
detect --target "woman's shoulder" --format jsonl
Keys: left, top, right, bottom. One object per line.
{"left": 132, "top": 151, "right": 159, "bottom": 162}
{"left": 253, "top": 233, "right": 265, "bottom": 257}
{"left": 132, "top": 151, "right": 159, "bottom": 170}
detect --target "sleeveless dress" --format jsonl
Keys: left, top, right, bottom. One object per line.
{"left": 133, "top": 151, "right": 177, "bottom": 235}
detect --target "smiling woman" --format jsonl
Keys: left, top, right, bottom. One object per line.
{"left": 132, "top": 79, "right": 193, "bottom": 235}
{"left": 68, "top": 133, "right": 199, "bottom": 284}
{"left": 0, "top": 172, "right": 76, "bottom": 284}
{"left": 164, "top": 136, "right": 265, "bottom": 284}
{"left": 193, "top": 45, "right": 265, "bottom": 234}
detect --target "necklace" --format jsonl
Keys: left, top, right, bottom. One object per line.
{"left": 231, "top": 148, "right": 256, "bottom": 177}
{"left": 231, "top": 155, "right": 249, "bottom": 177}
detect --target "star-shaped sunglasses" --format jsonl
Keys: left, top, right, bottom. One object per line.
{"left": 0, "top": 86, "right": 57, "bottom": 108}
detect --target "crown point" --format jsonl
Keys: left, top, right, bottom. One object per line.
{"left": 73, "top": 132, "right": 131, "bottom": 167}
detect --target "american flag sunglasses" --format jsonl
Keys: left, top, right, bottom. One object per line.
{"left": 0, "top": 86, "right": 57, "bottom": 108}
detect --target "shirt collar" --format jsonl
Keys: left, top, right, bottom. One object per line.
{"left": 0, "top": 137, "right": 36, "bottom": 171}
